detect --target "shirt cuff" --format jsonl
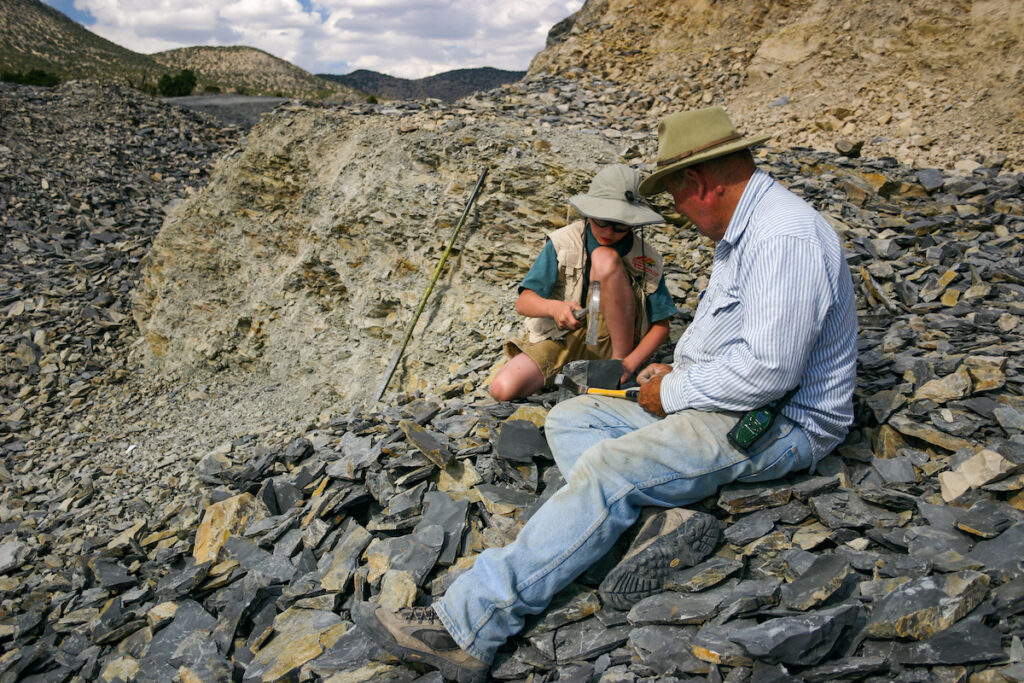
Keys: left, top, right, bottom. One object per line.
{"left": 660, "top": 371, "right": 688, "bottom": 414}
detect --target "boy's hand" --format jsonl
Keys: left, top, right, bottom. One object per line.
{"left": 551, "top": 300, "right": 582, "bottom": 330}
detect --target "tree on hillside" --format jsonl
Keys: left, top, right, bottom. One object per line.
{"left": 157, "top": 69, "right": 197, "bottom": 97}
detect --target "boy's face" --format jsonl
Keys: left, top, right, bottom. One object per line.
{"left": 588, "top": 217, "right": 631, "bottom": 246}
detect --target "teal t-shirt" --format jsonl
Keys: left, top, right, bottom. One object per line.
{"left": 519, "top": 224, "right": 677, "bottom": 323}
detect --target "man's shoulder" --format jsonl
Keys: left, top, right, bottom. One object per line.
{"left": 748, "top": 180, "right": 836, "bottom": 245}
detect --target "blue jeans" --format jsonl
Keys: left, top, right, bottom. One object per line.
{"left": 433, "top": 395, "right": 813, "bottom": 662}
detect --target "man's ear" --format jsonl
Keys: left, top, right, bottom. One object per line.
{"left": 684, "top": 167, "right": 711, "bottom": 202}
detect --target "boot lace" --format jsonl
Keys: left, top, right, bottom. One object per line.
{"left": 401, "top": 605, "right": 440, "bottom": 624}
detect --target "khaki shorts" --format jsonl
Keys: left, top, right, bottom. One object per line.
{"left": 505, "top": 316, "right": 616, "bottom": 386}
{"left": 495, "top": 279, "right": 648, "bottom": 387}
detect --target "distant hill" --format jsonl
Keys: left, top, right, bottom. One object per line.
{"left": 152, "top": 46, "right": 359, "bottom": 101}
{"left": 320, "top": 67, "right": 525, "bottom": 103}
{"left": 0, "top": 0, "right": 172, "bottom": 86}
{"left": 0, "top": 0, "right": 360, "bottom": 100}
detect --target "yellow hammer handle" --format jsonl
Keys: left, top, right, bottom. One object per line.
{"left": 585, "top": 388, "right": 633, "bottom": 398}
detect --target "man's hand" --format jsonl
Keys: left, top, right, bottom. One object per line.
{"left": 637, "top": 363, "right": 672, "bottom": 384}
{"left": 550, "top": 300, "right": 582, "bottom": 330}
{"left": 637, "top": 363, "right": 671, "bottom": 417}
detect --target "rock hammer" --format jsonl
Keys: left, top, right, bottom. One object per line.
{"left": 571, "top": 281, "right": 601, "bottom": 346}
{"left": 554, "top": 373, "right": 639, "bottom": 401}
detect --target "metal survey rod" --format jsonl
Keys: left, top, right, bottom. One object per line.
{"left": 372, "top": 168, "right": 489, "bottom": 403}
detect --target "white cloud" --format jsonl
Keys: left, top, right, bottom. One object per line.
{"left": 63, "top": 0, "right": 583, "bottom": 78}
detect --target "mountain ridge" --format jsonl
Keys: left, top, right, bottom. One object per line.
{"left": 320, "top": 66, "right": 526, "bottom": 103}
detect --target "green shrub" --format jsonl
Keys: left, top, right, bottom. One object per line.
{"left": 365, "top": 94, "right": 378, "bottom": 104}
{"left": 203, "top": 84, "right": 221, "bottom": 94}
{"left": 1, "top": 69, "right": 61, "bottom": 87}
{"left": 157, "top": 69, "right": 197, "bottom": 97}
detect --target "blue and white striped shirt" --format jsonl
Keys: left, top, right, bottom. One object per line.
{"left": 661, "top": 170, "right": 858, "bottom": 461}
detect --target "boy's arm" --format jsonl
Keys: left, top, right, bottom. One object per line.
{"left": 515, "top": 289, "right": 583, "bottom": 331}
{"left": 622, "top": 319, "right": 670, "bottom": 378}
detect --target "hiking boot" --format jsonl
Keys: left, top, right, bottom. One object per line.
{"left": 351, "top": 601, "right": 489, "bottom": 683}
{"left": 599, "top": 508, "right": 720, "bottom": 610}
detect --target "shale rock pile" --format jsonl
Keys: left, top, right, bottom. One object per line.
{"left": 0, "top": 80, "right": 239, "bottom": 461}
{"left": 2, "top": 72, "right": 1024, "bottom": 682}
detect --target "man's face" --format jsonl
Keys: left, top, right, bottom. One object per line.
{"left": 664, "top": 171, "right": 720, "bottom": 242}
{"left": 664, "top": 172, "right": 702, "bottom": 222}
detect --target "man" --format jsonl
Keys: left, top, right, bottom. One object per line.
{"left": 488, "top": 164, "right": 675, "bottom": 400}
{"left": 353, "top": 107, "right": 858, "bottom": 683}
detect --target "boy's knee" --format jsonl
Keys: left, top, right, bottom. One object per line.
{"left": 489, "top": 377, "right": 517, "bottom": 402}
{"left": 590, "top": 247, "right": 625, "bottom": 278}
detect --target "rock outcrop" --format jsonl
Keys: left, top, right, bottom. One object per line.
{"left": 132, "top": 90, "right": 652, "bottom": 407}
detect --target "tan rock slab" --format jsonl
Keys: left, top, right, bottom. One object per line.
{"left": 875, "top": 424, "right": 909, "bottom": 459}
{"left": 107, "top": 520, "right": 147, "bottom": 551}
{"left": 249, "top": 608, "right": 348, "bottom": 682}
{"left": 100, "top": 656, "right": 139, "bottom": 682}
{"left": 889, "top": 414, "right": 973, "bottom": 451}
{"left": 193, "top": 492, "right": 267, "bottom": 564}
{"left": 939, "top": 471, "right": 971, "bottom": 503}
{"left": 146, "top": 601, "right": 178, "bottom": 630}
{"left": 965, "top": 356, "right": 1007, "bottom": 393}
{"left": 378, "top": 570, "right": 419, "bottom": 609}
{"left": 435, "top": 459, "right": 483, "bottom": 500}
{"left": 911, "top": 365, "right": 972, "bottom": 404}
{"left": 958, "top": 449, "right": 1017, "bottom": 489}
{"left": 793, "top": 521, "right": 831, "bottom": 551}
{"left": 321, "top": 522, "right": 372, "bottom": 592}
{"left": 321, "top": 662, "right": 401, "bottom": 683}
{"left": 508, "top": 405, "right": 548, "bottom": 428}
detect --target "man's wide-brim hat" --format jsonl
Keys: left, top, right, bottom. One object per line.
{"left": 569, "top": 164, "right": 664, "bottom": 227}
{"left": 639, "top": 107, "right": 770, "bottom": 196}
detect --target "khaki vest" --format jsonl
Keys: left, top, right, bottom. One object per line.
{"left": 523, "top": 220, "right": 664, "bottom": 344}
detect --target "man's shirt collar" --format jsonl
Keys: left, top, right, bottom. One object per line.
{"left": 720, "top": 169, "right": 773, "bottom": 247}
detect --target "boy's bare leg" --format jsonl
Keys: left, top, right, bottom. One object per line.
{"left": 590, "top": 246, "right": 635, "bottom": 360}
{"left": 489, "top": 353, "right": 545, "bottom": 401}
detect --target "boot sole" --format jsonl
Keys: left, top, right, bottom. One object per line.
{"left": 352, "top": 602, "right": 488, "bottom": 683}
{"left": 599, "top": 512, "right": 720, "bottom": 611}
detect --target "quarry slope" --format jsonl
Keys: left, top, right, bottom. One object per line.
{"left": 530, "top": 0, "right": 1024, "bottom": 173}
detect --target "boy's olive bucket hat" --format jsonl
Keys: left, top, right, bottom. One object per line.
{"left": 639, "top": 107, "right": 770, "bottom": 196}
{"left": 568, "top": 164, "right": 664, "bottom": 227}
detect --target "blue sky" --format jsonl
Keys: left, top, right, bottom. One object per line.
{"left": 41, "top": 0, "right": 583, "bottom": 78}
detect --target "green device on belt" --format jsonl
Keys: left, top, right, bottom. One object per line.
{"left": 727, "top": 386, "right": 799, "bottom": 453}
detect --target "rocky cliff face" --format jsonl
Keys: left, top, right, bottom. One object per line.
{"left": 529, "top": 0, "right": 1024, "bottom": 173}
